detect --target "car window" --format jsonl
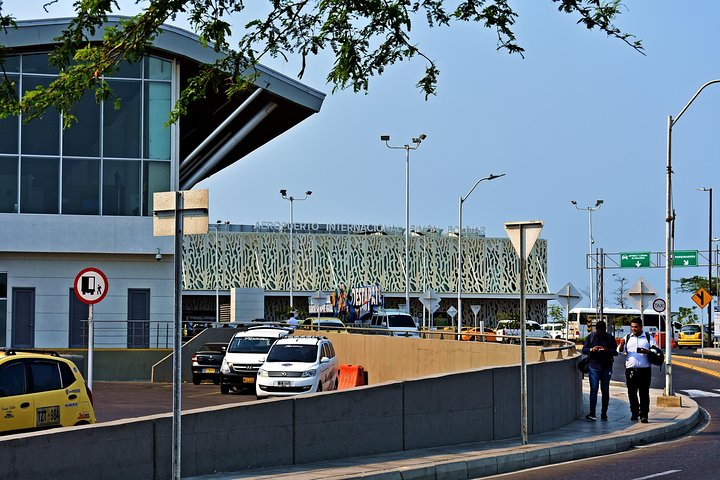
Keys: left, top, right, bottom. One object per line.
{"left": 30, "top": 361, "right": 62, "bottom": 393}
{"left": 199, "top": 343, "right": 225, "bottom": 353}
{"left": 320, "top": 344, "right": 329, "bottom": 359}
{"left": 59, "top": 362, "right": 76, "bottom": 388}
{"left": 228, "top": 337, "right": 275, "bottom": 353}
{"left": 267, "top": 344, "right": 319, "bottom": 363}
{"left": 388, "top": 315, "right": 415, "bottom": 328}
{"left": 0, "top": 361, "right": 28, "bottom": 397}
{"left": 328, "top": 343, "right": 335, "bottom": 358}
{"left": 681, "top": 325, "right": 700, "bottom": 333}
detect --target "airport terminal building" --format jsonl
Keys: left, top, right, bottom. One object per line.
{"left": 0, "top": 18, "right": 552, "bottom": 350}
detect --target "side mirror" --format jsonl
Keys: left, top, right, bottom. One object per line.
{"left": 320, "top": 356, "right": 330, "bottom": 364}
{"left": 381, "top": 321, "right": 387, "bottom": 327}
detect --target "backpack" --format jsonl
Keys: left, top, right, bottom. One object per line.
{"left": 625, "top": 332, "right": 664, "bottom": 367}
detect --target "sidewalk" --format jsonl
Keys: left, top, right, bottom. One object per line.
{"left": 187, "top": 383, "right": 700, "bottom": 480}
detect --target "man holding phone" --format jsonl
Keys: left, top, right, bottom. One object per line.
{"left": 619, "top": 318, "right": 657, "bottom": 423}
{"left": 582, "top": 320, "right": 617, "bottom": 421}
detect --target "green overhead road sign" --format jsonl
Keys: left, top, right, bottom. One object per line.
{"left": 672, "top": 250, "right": 698, "bottom": 267}
{"left": 620, "top": 252, "right": 651, "bottom": 268}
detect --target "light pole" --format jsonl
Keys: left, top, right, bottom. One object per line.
{"left": 280, "top": 189, "right": 312, "bottom": 309}
{"left": 571, "top": 199, "right": 603, "bottom": 308}
{"left": 457, "top": 173, "right": 505, "bottom": 335}
{"left": 698, "top": 188, "right": 713, "bottom": 343}
{"left": 214, "top": 220, "right": 229, "bottom": 323}
{"left": 665, "top": 79, "right": 720, "bottom": 398}
{"left": 381, "top": 133, "right": 427, "bottom": 314}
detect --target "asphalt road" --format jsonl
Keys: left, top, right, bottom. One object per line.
{"left": 91, "top": 381, "right": 255, "bottom": 423}
{"left": 482, "top": 350, "right": 720, "bottom": 480}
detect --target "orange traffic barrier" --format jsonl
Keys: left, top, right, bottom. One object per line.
{"left": 338, "top": 364, "right": 367, "bottom": 390}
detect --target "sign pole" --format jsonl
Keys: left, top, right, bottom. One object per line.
{"left": 519, "top": 225, "right": 528, "bottom": 446}
{"left": 87, "top": 304, "right": 94, "bottom": 390}
{"left": 172, "top": 191, "right": 184, "bottom": 480}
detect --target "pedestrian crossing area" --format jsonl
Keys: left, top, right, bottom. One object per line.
{"left": 677, "top": 389, "right": 720, "bottom": 398}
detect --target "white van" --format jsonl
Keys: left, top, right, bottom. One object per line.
{"left": 219, "top": 326, "right": 291, "bottom": 394}
{"left": 541, "top": 323, "right": 567, "bottom": 340}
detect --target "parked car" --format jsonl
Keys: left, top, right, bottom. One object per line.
{"left": 220, "top": 327, "right": 291, "bottom": 394}
{"left": 459, "top": 326, "right": 496, "bottom": 342}
{"left": 191, "top": 342, "right": 227, "bottom": 385}
{"left": 495, "top": 320, "right": 551, "bottom": 344}
{"left": 541, "top": 322, "right": 567, "bottom": 340}
{"left": 677, "top": 324, "right": 711, "bottom": 349}
{"left": 0, "top": 348, "right": 96, "bottom": 434}
{"left": 256, "top": 336, "right": 339, "bottom": 399}
{"left": 301, "top": 317, "right": 347, "bottom": 333}
{"left": 366, "top": 309, "right": 420, "bottom": 337}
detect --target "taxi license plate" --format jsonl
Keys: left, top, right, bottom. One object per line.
{"left": 242, "top": 377, "right": 255, "bottom": 384}
{"left": 202, "top": 368, "right": 216, "bottom": 373}
{"left": 36, "top": 406, "right": 61, "bottom": 427}
{"left": 275, "top": 380, "right": 291, "bottom": 387}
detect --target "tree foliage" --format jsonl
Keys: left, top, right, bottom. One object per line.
{"left": 675, "top": 275, "right": 717, "bottom": 297}
{"left": 0, "top": 0, "right": 643, "bottom": 126}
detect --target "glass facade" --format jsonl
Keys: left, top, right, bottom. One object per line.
{"left": 0, "top": 52, "right": 173, "bottom": 216}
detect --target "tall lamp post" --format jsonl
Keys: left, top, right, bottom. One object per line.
{"left": 457, "top": 173, "right": 505, "bottom": 335}
{"left": 214, "top": 220, "right": 229, "bottom": 323}
{"left": 698, "top": 187, "right": 713, "bottom": 342}
{"left": 571, "top": 199, "right": 603, "bottom": 308}
{"left": 280, "top": 189, "right": 312, "bottom": 309}
{"left": 665, "top": 80, "right": 720, "bottom": 398}
{"left": 381, "top": 133, "right": 427, "bottom": 313}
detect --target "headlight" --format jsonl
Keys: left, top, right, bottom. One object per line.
{"left": 220, "top": 359, "right": 231, "bottom": 374}
{"left": 258, "top": 369, "right": 268, "bottom": 377}
{"left": 301, "top": 369, "right": 317, "bottom": 378}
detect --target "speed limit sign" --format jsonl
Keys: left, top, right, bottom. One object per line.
{"left": 652, "top": 298, "right": 666, "bottom": 313}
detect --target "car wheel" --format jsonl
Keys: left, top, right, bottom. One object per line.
{"left": 192, "top": 375, "right": 201, "bottom": 385}
{"left": 256, "top": 394, "right": 267, "bottom": 400}
{"left": 220, "top": 383, "right": 230, "bottom": 394}
{"left": 317, "top": 381, "right": 323, "bottom": 393}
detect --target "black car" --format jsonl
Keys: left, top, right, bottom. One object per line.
{"left": 191, "top": 342, "right": 227, "bottom": 385}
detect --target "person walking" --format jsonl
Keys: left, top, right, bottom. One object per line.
{"left": 581, "top": 320, "right": 617, "bottom": 421}
{"left": 619, "top": 318, "right": 657, "bottom": 423}
{"left": 286, "top": 311, "right": 299, "bottom": 328}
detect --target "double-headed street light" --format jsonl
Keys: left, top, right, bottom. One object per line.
{"left": 280, "top": 189, "right": 312, "bottom": 309}
{"left": 457, "top": 173, "right": 505, "bottom": 335}
{"left": 571, "top": 199, "right": 603, "bottom": 308}
{"left": 381, "top": 133, "right": 427, "bottom": 313}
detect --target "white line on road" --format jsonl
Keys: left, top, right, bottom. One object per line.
{"left": 631, "top": 470, "right": 681, "bottom": 480}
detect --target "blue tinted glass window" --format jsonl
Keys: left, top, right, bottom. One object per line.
{"left": 62, "top": 158, "right": 100, "bottom": 215}
{"left": 0, "top": 361, "right": 27, "bottom": 396}
{"left": 21, "top": 53, "right": 59, "bottom": 74}
{"left": 144, "top": 82, "right": 171, "bottom": 159}
{"left": 20, "top": 157, "right": 59, "bottom": 214}
{"left": 1, "top": 55, "right": 20, "bottom": 72}
{"left": 110, "top": 59, "right": 142, "bottom": 78}
{"left": 145, "top": 56, "right": 172, "bottom": 80}
{"left": 142, "top": 161, "right": 170, "bottom": 215}
{"left": 63, "top": 94, "right": 100, "bottom": 157}
{"left": 103, "top": 80, "right": 141, "bottom": 158}
{"left": 0, "top": 156, "right": 18, "bottom": 213}
{"left": 0, "top": 74, "right": 19, "bottom": 154}
{"left": 103, "top": 160, "right": 140, "bottom": 216}
{"left": 21, "top": 76, "right": 60, "bottom": 155}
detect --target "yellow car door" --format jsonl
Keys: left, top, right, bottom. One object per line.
{"left": 0, "top": 360, "right": 35, "bottom": 433}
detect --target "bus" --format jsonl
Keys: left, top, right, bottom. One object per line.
{"left": 567, "top": 307, "right": 680, "bottom": 340}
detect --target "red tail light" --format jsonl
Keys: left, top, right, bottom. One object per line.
{"left": 85, "top": 383, "right": 94, "bottom": 407}
{"left": 191, "top": 355, "right": 197, "bottom": 362}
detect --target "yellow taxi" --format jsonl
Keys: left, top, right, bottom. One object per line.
{"left": 0, "top": 349, "right": 96, "bottom": 434}
{"left": 677, "top": 324, "right": 711, "bottom": 349}
{"left": 301, "top": 317, "right": 348, "bottom": 333}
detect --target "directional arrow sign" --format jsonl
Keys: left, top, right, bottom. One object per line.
{"left": 673, "top": 250, "right": 698, "bottom": 267}
{"left": 692, "top": 288, "right": 713, "bottom": 309}
{"left": 620, "top": 252, "right": 650, "bottom": 268}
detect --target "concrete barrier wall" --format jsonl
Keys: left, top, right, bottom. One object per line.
{"left": 0, "top": 356, "right": 580, "bottom": 480}
{"left": 55, "top": 349, "right": 170, "bottom": 381}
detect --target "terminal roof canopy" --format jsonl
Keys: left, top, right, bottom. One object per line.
{"left": 1, "top": 17, "right": 326, "bottom": 188}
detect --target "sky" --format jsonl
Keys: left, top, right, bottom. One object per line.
{"left": 5, "top": 1, "right": 720, "bottom": 315}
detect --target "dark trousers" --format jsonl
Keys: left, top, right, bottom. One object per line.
{"left": 589, "top": 366, "right": 612, "bottom": 416}
{"left": 625, "top": 367, "right": 651, "bottom": 417}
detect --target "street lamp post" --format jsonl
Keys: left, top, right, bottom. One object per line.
{"left": 280, "top": 189, "right": 312, "bottom": 309}
{"left": 214, "top": 220, "right": 229, "bottom": 323}
{"left": 665, "top": 79, "right": 720, "bottom": 398}
{"left": 699, "top": 187, "right": 713, "bottom": 344}
{"left": 381, "top": 133, "right": 427, "bottom": 314}
{"left": 457, "top": 173, "right": 505, "bottom": 335}
{"left": 571, "top": 199, "right": 603, "bottom": 308}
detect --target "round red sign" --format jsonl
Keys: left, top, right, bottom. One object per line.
{"left": 73, "top": 267, "right": 109, "bottom": 305}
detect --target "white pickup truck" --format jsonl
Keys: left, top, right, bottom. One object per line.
{"left": 495, "top": 320, "right": 552, "bottom": 344}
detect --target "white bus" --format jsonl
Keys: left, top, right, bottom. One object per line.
{"left": 567, "top": 307, "right": 679, "bottom": 340}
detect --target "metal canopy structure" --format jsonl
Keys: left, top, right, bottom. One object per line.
{"left": 2, "top": 17, "right": 326, "bottom": 190}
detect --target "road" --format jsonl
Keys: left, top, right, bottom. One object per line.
{"left": 483, "top": 349, "right": 720, "bottom": 479}
{"left": 92, "top": 381, "right": 254, "bottom": 422}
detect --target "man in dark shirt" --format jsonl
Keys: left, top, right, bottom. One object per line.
{"left": 582, "top": 320, "right": 618, "bottom": 421}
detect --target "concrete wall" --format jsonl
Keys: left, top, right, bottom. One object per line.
{"left": 0, "top": 355, "right": 581, "bottom": 480}
{"left": 230, "top": 287, "right": 265, "bottom": 322}
{"left": 57, "top": 349, "right": 171, "bottom": 381}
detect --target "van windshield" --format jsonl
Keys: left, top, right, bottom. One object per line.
{"left": 227, "top": 337, "right": 275, "bottom": 354}
{"left": 388, "top": 315, "right": 415, "bottom": 328}
{"left": 267, "top": 344, "right": 318, "bottom": 363}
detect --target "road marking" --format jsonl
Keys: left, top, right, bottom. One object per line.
{"left": 631, "top": 470, "right": 681, "bottom": 480}
{"left": 673, "top": 355, "right": 720, "bottom": 365}
{"left": 676, "top": 389, "right": 720, "bottom": 398}
{"left": 673, "top": 360, "right": 720, "bottom": 379}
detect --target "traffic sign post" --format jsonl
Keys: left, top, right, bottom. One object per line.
{"left": 73, "top": 267, "right": 109, "bottom": 391}
{"left": 620, "top": 252, "right": 651, "bottom": 268}
{"left": 419, "top": 288, "right": 440, "bottom": 331}
{"left": 692, "top": 288, "right": 713, "bottom": 309}
{"left": 556, "top": 282, "right": 582, "bottom": 341}
{"left": 471, "top": 304, "right": 481, "bottom": 332}
{"left": 652, "top": 298, "right": 666, "bottom": 313}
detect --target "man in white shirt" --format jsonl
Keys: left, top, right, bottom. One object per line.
{"left": 618, "top": 318, "right": 658, "bottom": 423}
{"left": 286, "top": 311, "right": 299, "bottom": 328}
